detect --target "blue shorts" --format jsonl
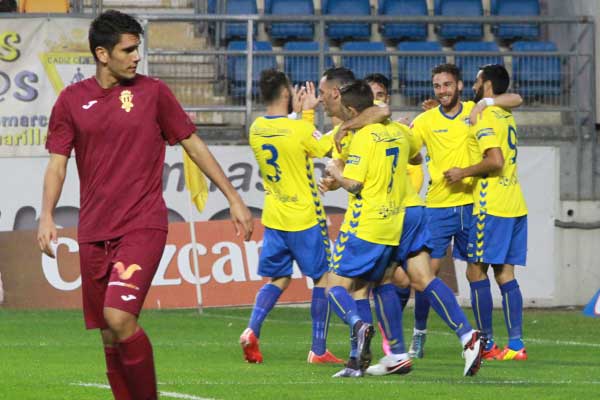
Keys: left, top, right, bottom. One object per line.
{"left": 330, "top": 231, "right": 395, "bottom": 282}
{"left": 393, "top": 206, "right": 433, "bottom": 268}
{"left": 425, "top": 204, "right": 473, "bottom": 260}
{"left": 467, "top": 214, "right": 527, "bottom": 266}
{"left": 258, "top": 223, "right": 329, "bottom": 279}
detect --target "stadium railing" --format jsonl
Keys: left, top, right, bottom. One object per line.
{"left": 1, "top": 10, "right": 596, "bottom": 199}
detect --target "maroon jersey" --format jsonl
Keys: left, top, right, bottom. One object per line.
{"left": 46, "top": 75, "right": 195, "bottom": 243}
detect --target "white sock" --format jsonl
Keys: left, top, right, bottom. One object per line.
{"left": 413, "top": 328, "right": 427, "bottom": 335}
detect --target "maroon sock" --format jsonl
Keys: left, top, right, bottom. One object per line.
{"left": 104, "top": 346, "right": 133, "bottom": 400}
{"left": 118, "top": 328, "right": 157, "bottom": 400}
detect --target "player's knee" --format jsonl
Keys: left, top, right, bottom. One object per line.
{"left": 270, "top": 276, "right": 291, "bottom": 290}
{"left": 493, "top": 267, "right": 515, "bottom": 285}
{"left": 466, "top": 263, "right": 487, "bottom": 282}
{"left": 103, "top": 308, "right": 137, "bottom": 338}
{"left": 392, "top": 269, "right": 410, "bottom": 288}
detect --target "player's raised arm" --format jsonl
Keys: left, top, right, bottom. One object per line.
{"left": 180, "top": 134, "right": 254, "bottom": 241}
{"left": 469, "top": 92, "right": 523, "bottom": 125}
{"left": 38, "top": 154, "right": 68, "bottom": 258}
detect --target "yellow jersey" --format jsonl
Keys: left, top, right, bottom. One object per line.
{"left": 249, "top": 116, "right": 332, "bottom": 231}
{"left": 405, "top": 164, "right": 425, "bottom": 207}
{"left": 341, "top": 122, "right": 411, "bottom": 245}
{"left": 411, "top": 101, "right": 475, "bottom": 208}
{"left": 468, "top": 106, "right": 528, "bottom": 217}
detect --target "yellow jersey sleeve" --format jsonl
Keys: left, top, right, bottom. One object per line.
{"left": 301, "top": 109, "right": 315, "bottom": 124}
{"left": 298, "top": 120, "right": 332, "bottom": 158}
{"left": 472, "top": 113, "right": 501, "bottom": 154}
{"left": 342, "top": 129, "right": 372, "bottom": 184}
{"left": 331, "top": 125, "right": 354, "bottom": 162}
{"left": 407, "top": 163, "right": 424, "bottom": 193}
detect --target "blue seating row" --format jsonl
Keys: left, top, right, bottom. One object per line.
{"left": 210, "top": 0, "right": 540, "bottom": 41}
{"left": 226, "top": 40, "right": 561, "bottom": 98}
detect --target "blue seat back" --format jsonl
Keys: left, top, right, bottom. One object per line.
{"left": 454, "top": 41, "right": 502, "bottom": 88}
{"left": 225, "top": 0, "right": 258, "bottom": 39}
{"left": 227, "top": 41, "right": 277, "bottom": 97}
{"left": 284, "top": 41, "right": 334, "bottom": 84}
{"left": 398, "top": 41, "right": 445, "bottom": 98}
{"left": 269, "top": 0, "right": 314, "bottom": 40}
{"left": 380, "top": 0, "right": 428, "bottom": 41}
{"left": 324, "top": 0, "right": 371, "bottom": 40}
{"left": 494, "top": 0, "right": 540, "bottom": 40}
{"left": 512, "top": 41, "right": 560, "bottom": 97}
{"left": 341, "top": 42, "right": 391, "bottom": 80}
{"left": 437, "top": 0, "right": 483, "bottom": 40}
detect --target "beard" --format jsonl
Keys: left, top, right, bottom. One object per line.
{"left": 473, "top": 86, "right": 484, "bottom": 103}
{"left": 439, "top": 90, "right": 460, "bottom": 111}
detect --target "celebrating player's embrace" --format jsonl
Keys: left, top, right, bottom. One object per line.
{"left": 244, "top": 62, "right": 528, "bottom": 378}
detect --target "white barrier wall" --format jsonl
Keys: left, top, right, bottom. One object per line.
{"left": 1, "top": 145, "right": 572, "bottom": 306}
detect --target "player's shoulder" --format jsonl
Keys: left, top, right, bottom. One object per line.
{"left": 462, "top": 100, "right": 476, "bottom": 113}
{"left": 61, "top": 76, "right": 95, "bottom": 97}
{"left": 411, "top": 106, "right": 438, "bottom": 127}
{"left": 356, "top": 122, "right": 386, "bottom": 137}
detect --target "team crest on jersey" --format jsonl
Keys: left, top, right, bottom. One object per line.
{"left": 312, "top": 130, "right": 323, "bottom": 140}
{"left": 463, "top": 116, "right": 471, "bottom": 126}
{"left": 119, "top": 90, "right": 134, "bottom": 112}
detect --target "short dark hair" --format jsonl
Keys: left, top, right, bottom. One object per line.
{"left": 340, "top": 80, "right": 374, "bottom": 113}
{"left": 431, "top": 63, "right": 462, "bottom": 82}
{"left": 322, "top": 67, "right": 355, "bottom": 87}
{"left": 259, "top": 69, "right": 290, "bottom": 104}
{"left": 364, "top": 73, "right": 390, "bottom": 93}
{"left": 479, "top": 64, "right": 510, "bottom": 95}
{"left": 89, "top": 10, "right": 144, "bottom": 61}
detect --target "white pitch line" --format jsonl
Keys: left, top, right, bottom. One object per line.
{"left": 71, "top": 382, "right": 216, "bottom": 400}
{"left": 164, "top": 379, "right": 600, "bottom": 386}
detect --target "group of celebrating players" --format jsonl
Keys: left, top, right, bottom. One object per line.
{"left": 241, "top": 61, "right": 529, "bottom": 379}
{"left": 37, "top": 10, "right": 529, "bottom": 399}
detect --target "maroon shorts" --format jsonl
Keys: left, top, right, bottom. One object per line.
{"left": 79, "top": 229, "right": 167, "bottom": 329}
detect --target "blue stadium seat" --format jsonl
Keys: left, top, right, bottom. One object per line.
{"left": 283, "top": 42, "right": 334, "bottom": 85}
{"left": 454, "top": 41, "right": 502, "bottom": 88}
{"left": 435, "top": 0, "right": 483, "bottom": 41}
{"left": 379, "top": 0, "right": 428, "bottom": 41}
{"left": 398, "top": 41, "right": 445, "bottom": 98}
{"left": 225, "top": 0, "right": 258, "bottom": 40}
{"left": 492, "top": 0, "right": 540, "bottom": 40}
{"left": 340, "top": 42, "right": 391, "bottom": 80}
{"left": 207, "top": 0, "right": 216, "bottom": 13}
{"left": 267, "top": 0, "right": 314, "bottom": 40}
{"left": 512, "top": 41, "right": 561, "bottom": 97}
{"left": 227, "top": 41, "right": 277, "bottom": 97}
{"left": 324, "top": 0, "right": 371, "bottom": 41}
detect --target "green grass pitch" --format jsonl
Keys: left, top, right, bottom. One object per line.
{"left": 1, "top": 307, "right": 599, "bottom": 399}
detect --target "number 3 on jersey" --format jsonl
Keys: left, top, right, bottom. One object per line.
{"left": 262, "top": 144, "right": 282, "bottom": 182}
{"left": 386, "top": 147, "right": 399, "bottom": 193}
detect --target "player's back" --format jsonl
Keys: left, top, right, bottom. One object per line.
{"left": 469, "top": 106, "right": 527, "bottom": 217}
{"left": 411, "top": 101, "right": 475, "bottom": 207}
{"left": 249, "top": 116, "right": 329, "bottom": 231}
{"left": 341, "top": 122, "right": 410, "bottom": 245}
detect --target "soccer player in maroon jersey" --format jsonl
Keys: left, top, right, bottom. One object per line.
{"left": 37, "top": 10, "right": 253, "bottom": 400}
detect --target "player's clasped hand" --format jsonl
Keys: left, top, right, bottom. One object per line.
{"left": 37, "top": 216, "right": 58, "bottom": 258}
{"left": 444, "top": 167, "right": 465, "bottom": 184}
